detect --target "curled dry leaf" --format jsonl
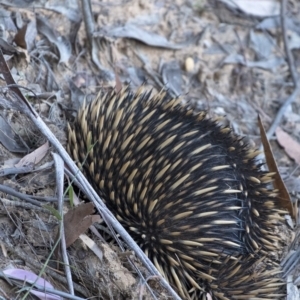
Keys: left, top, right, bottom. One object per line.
{"left": 14, "top": 19, "right": 37, "bottom": 51}
{"left": 258, "top": 116, "right": 294, "bottom": 220}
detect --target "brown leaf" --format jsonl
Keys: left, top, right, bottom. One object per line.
{"left": 14, "top": 24, "right": 27, "bottom": 49}
{"left": 63, "top": 203, "right": 100, "bottom": 248}
{"left": 258, "top": 116, "right": 295, "bottom": 219}
{"left": 14, "top": 20, "right": 37, "bottom": 52}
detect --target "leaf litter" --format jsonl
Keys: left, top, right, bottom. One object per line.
{"left": 0, "top": 0, "right": 300, "bottom": 299}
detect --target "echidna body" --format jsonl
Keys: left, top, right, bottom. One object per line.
{"left": 68, "top": 87, "right": 285, "bottom": 299}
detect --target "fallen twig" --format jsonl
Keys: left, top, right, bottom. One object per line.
{"left": 266, "top": 0, "right": 300, "bottom": 140}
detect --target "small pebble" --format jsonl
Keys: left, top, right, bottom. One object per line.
{"left": 185, "top": 57, "right": 194, "bottom": 73}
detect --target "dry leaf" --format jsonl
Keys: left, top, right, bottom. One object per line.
{"left": 15, "top": 141, "right": 49, "bottom": 167}
{"left": 101, "top": 23, "right": 184, "bottom": 49}
{"left": 36, "top": 15, "right": 71, "bottom": 64}
{"left": 62, "top": 203, "right": 100, "bottom": 248}
{"left": 219, "top": 0, "right": 280, "bottom": 17}
{"left": 276, "top": 127, "right": 300, "bottom": 165}
{"left": 79, "top": 234, "right": 103, "bottom": 261}
{"left": 258, "top": 116, "right": 294, "bottom": 219}
{"left": 0, "top": 115, "right": 27, "bottom": 153}
{"left": 14, "top": 19, "right": 37, "bottom": 51}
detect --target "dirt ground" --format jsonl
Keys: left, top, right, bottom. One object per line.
{"left": 0, "top": 0, "right": 300, "bottom": 299}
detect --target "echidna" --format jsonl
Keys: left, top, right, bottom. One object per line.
{"left": 67, "top": 87, "right": 286, "bottom": 299}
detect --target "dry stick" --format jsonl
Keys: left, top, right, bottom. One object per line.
{"left": 0, "top": 51, "right": 181, "bottom": 300}
{"left": 281, "top": 0, "right": 298, "bottom": 86}
{"left": 0, "top": 184, "right": 42, "bottom": 206}
{"left": 0, "top": 184, "right": 63, "bottom": 203}
{"left": 52, "top": 153, "right": 74, "bottom": 295}
{"left": 80, "top": 0, "right": 113, "bottom": 79}
{"left": 266, "top": 0, "right": 300, "bottom": 140}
